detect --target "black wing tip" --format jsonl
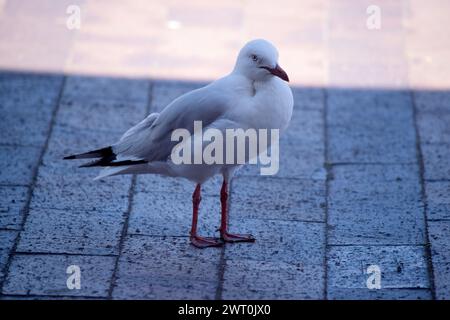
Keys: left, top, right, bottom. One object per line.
{"left": 79, "top": 159, "right": 148, "bottom": 168}
{"left": 63, "top": 146, "right": 114, "bottom": 161}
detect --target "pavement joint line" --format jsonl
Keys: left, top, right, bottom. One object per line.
{"left": 327, "top": 244, "right": 428, "bottom": 247}
{"left": 328, "top": 162, "right": 417, "bottom": 166}
{"left": 107, "top": 81, "right": 153, "bottom": 300}
{"left": 0, "top": 76, "right": 67, "bottom": 296}
{"left": 322, "top": 88, "right": 331, "bottom": 300}
{"left": 0, "top": 183, "right": 30, "bottom": 188}
{"left": 411, "top": 90, "right": 437, "bottom": 300}
{"left": 0, "top": 293, "right": 108, "bottom": 300}
{"left": 13, "top": 251, "right": 119, "bottom": 258}
{"left": 0, "top": 228, "right": 22, "bottom": 232}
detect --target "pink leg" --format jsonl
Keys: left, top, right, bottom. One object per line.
{"left": 190, "top": 184, "right": 223, "bottom": 248}
{"left": 220, "top": 180, "right": 255, "bottom": 243}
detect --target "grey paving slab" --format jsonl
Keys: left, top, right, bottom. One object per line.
{"left": 112, "top": 235, "right": 220, "bottom": 299}
{"left": 428, "top": 220, "right": 450, "bottom": 300}
{"left": 2, "top": 254, "right": 115, "bottom": 297}
{"left": 0, "top": 73, "right": 61, "bottom": 147}
{"left": 0, "top": 185, "right": 28, "bottom": 229}
{"left": 422, "top": 144, "right": 450, "bottom": 181}
{"left": 0, "top": 110, "right": 52, "bottom": 148}
{"left": 63, "top": 76, "right": 149, "bottom": 103}
{"left": 222, "top": 259, "right": 323, "bottom": 300}
{"left": 0, "top": 230, "right": 17, "bottom": 280}
{"left": 291, "top": 87, "right": 324, "bottom": 111}
{"left": 0, "top": 145, "right": 41, "bottom": 185}
{"left": 327, "top": 89, "right": 416, "bottom": 163}
{"left": 225, "top": 218, "right": 324, "bottom": 265}
{"left": 426, "top": 181, "right": 450, "bottom": 220}
{"left": 56, "top": 96, "right": 148, "bottom": 134}
{"left": 327, "top": 245, "right": 430, "bottom": 300}
{"left": 414, "top": 91, "right": 450, "bottom": 114}
{"left": 17, "top": 207, "right": 125, "bottom": 255}
{"left": 417, "top": 112, "right": 450, "bottom": 145}
{"left": 0, "top": 72, "right": 62, "bottom": 103}
{"left": 230, "top": 176, "right": 326, "bottom": 222}
{"left": 221, "top": 219, "right": 324, "bottom": 299}
{"left": 328, "top": 164, "right": 425, "bottom": 245}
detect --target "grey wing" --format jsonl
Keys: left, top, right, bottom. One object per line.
{"left": 112, "top": 86, "right": 229, "bottom": 162}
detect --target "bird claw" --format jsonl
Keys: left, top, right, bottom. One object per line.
{"left": 221, "top": 232, "right": 256, "bottom": 243}
{"left": 190, "top": 235, "right": 224, "bottom": 248}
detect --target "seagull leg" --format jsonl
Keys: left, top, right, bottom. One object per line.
{"left": 219, "top": 180, "right": 255, "bottom": 243}
{"left": 190, "top": 184, "right": 223, "bottom": 248}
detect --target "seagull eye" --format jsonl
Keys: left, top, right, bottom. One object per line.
{"left": 250, "top": 54, "right": 258, "bottom": 62}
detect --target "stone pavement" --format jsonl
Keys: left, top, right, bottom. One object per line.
{"left": 0, "top": 0, "right": 450, "bottom": 300}
{"left": 0, "top": 73, "right": 449, "bottom": 300}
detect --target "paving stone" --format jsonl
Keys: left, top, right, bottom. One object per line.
{"left": 56, "top": 96, "right": 147, "bottom": 134}
{"left": 417, "top": 112, "right": 450, "bottom": 144}
{"left": 414, "top": 91, "right": 450, "bottom": 114}
{"left": 222, "top": 259, "right": 323, "bottom": 299}
{"left": 291, "top": 87, "right": 324, "bottom": 111}
{"left": 0, "top": 73, "right": 61, "bottom": 146}
{"left": 225, "top": 218, "right": 324, "bottom": 265}
{"left": 31, "top": 169, "right": 131, "bottom": 213}
{"left": 2, "top": 254, "right": 115, "bottom": 297}
{"left": 112, "top": 235, "right": 220, "bottom": 299}
{"left": 17, "top": 207, "right": 125, "bottom": 255}
{"left": 230, "top": 176, "right": 326, "bottom": 222}
{"left": 0, "top": 185, "right": 28, "bottom": 229}
{"left": 0, "top": 72, "right": 62, "bottom": 103}
{"left": 0, "top": 230, "right": 17, "bottom": 280}
{"left": 328, "top": 164, "right": 425, "bottom": 245}
{"left": 426, "top": 181, "right": 450, "bottom": 220}
{"left": 327, "top": 89, "right": 416, "bottom": 163}
{"left": 327, "top": 245, "right": 430, "bottom": 300}
{"left": 0, "top": 145, "right": 41, "bottom": 185}
{"left": 428, "top": 221, "right": 450, "bottom": 299}
{"left": 64, "top": 76, "right": 149, "bottom": 102}
{"left": 0, "top": 101, "right": 55, "bottom": 147}
{"left": 422, "top": 144, "right": 450, "bottom": 181}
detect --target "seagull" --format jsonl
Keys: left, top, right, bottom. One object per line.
{"left": 64, "top": 39, "right": 293, "bottom": 248}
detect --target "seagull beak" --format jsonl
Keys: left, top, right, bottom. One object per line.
{"left": 263, "top": 64, "right": 289, "bottom": 82}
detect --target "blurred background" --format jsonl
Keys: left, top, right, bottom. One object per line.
{"left": 0, "top": 0, "right": 449, "bottom": 88}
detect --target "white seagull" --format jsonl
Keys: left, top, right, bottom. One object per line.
{"left": 64, "top": 39, "right": 293, "bottom": 248}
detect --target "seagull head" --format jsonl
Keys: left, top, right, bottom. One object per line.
{"left": 233, "top": 39, "right": 289, "bottom": 82}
